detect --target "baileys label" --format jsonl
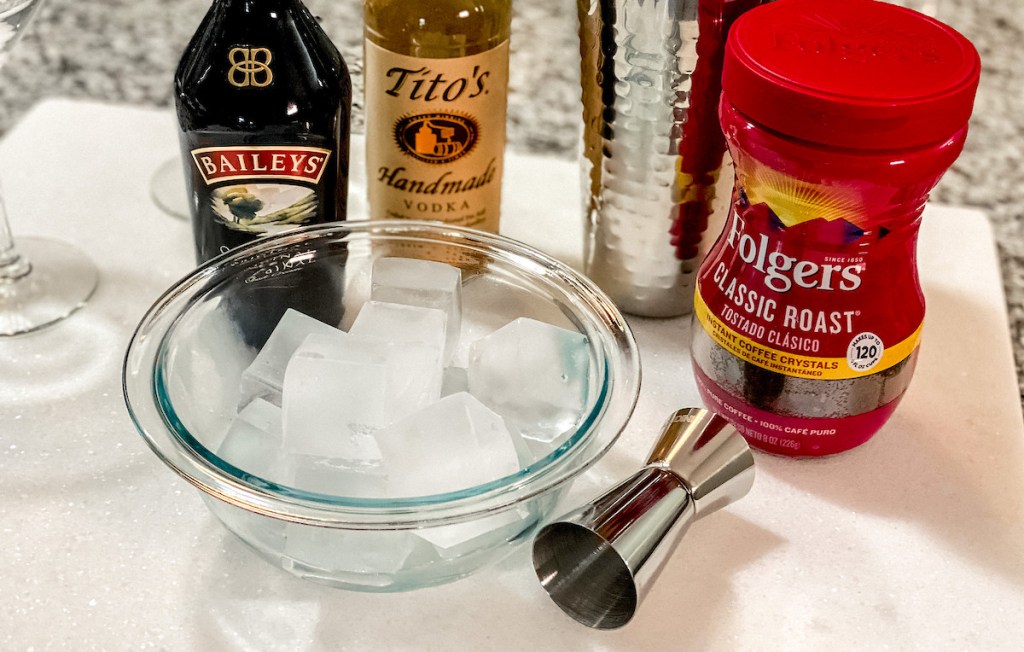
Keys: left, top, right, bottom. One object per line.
{"left": 190, "top": 145, "right": 331, "bottom": 235}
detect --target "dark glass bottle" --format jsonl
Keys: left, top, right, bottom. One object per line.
{"left": 175, "top": 0, "right": 351, "bottom": 264}
{"left": 175, "top": 0, "right": 352, "bottom": 347}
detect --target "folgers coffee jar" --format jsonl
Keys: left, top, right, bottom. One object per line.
{"left": 691, "top": 0, "right": 980, "bottom": 456}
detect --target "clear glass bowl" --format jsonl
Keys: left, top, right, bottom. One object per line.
{"left": 123, "top": 220, "right": 640, "bottom": 592}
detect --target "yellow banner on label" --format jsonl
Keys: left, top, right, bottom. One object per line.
{"left": 693, "top": 289, "right": 921, "bottom": 380}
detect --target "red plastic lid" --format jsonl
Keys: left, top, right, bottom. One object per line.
{"left": 723, "top": 0, "right": 981, "bottom": 149}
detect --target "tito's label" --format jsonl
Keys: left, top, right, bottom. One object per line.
{"left": 695, "top": 171, "right": 924, "bottom": 381}
{"left": 364, "top": 40, "right": 509, "bottom": 232}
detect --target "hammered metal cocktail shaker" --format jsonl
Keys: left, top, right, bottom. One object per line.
{"left": 578, "top": 0, "right": 765, "bottom": 317}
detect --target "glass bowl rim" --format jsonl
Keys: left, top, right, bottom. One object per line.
{"left": 123, "top": 220, "right": 640, "bottom": 529}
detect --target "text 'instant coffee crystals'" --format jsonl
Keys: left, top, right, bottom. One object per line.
{"left": 692, "top": 0, "right": 980, "bottom": 456}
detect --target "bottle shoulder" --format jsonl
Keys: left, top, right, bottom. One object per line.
{"left": 364, "top": 0, "right": 511, "bottom": 57}
{"left": 175, "top": 1, "right": 350, "bottom": 132}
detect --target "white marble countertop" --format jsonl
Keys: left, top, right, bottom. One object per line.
{"left": 1, "top": 99, "right": 1022, "bottom": 650}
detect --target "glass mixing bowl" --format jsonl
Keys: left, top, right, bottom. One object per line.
{"left": 123, "top": 220, "right": 640, "bottom": 592}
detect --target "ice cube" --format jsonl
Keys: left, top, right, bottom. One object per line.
{"left": 374, "top": 392, "right": 522, "bottom": 497}
{"left": 285, "top": 454, "right": 387, "bottom": 499}
{"left": 338, "top": 256, "right": 372, "bottom": 332}
{"left": 281, "top": 353, "right": 388, "bottom": 460}
{"left": 350, "top": 301, "right": 447, "bottom": 356}
{"left": 284, "top": 527, "right": 439, "bottom": 576}
{"left": 370, "top": 257, "right": 461, "bottom": 362}
{"left": 441, "top": 366, "right": 468, "bottom": 397}
{"left": 206, "top": 497, "right": 287, "bottom": 554}
{"left": 217, "top": 398, "right": 286, "bottom": 481}
{"left": 165, "top": 309, "right": 255, "bottom": 445}
{"left": 236, "top": 396, "right": 284, "bottom": 436}
{"left": 416, "top": 507, "right": 531, "bottom": 560}
{"left": 297, "top": 331, "right": 442, "bottom": 419}
{"left": 467, "top": 317, "right": 590, "bottom": 444}
{"left": 453, "top": 274, "right": 577, "bottom": 367}
{"left": 239, "top": 309, "right": 342, "bottom": 407}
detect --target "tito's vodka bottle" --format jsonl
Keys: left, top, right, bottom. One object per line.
{"left": 175, "top": 0, "right": 351, "bottom": 264}
{"left": 364, "top": 0, "right": 511, "bottom": 233}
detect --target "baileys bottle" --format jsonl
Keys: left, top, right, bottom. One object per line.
{"left": 175, "top": 0, "right": 351, "bottom": 263}
{"left": 174, "top": 0, "right": 352, "bottom": 346}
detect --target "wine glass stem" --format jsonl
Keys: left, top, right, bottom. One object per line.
{"left": 0, "top": 190, "right": 31, "bottom": 281}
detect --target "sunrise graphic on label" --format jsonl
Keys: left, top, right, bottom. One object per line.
{"left": 743, "top": 165, "right": 864, "bottom": 228}
{"left": 191, "top": 146, "right": 332, "bottom": 185}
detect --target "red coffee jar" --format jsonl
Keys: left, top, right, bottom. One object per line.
{"left": 692, "top": 0, "right": 981, "bottom": 456}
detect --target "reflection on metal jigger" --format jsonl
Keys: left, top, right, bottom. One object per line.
{"left": 532, "top": 407, "right": 755, "bottom": 629}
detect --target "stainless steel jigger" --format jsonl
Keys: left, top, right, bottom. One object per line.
{"left": 531, "top": 408, "right": 755, "bottom": 629}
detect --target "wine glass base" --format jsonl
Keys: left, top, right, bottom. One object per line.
{"left": 150, "top": 158, "right": 190, "bottom": 220}
{"left": 0, "top": 237, "right": 99, "bottom": 336}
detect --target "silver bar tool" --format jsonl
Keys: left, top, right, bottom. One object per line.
{"left": 532, "top": 407, "right": 755, "bottom": 629}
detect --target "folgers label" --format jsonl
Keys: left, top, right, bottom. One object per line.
{"left": 695, "top": 169, "right": 923, "bottom": 382}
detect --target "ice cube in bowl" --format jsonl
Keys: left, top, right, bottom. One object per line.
{"left": 122, "top": 221, "right": 639, "bottom": 592}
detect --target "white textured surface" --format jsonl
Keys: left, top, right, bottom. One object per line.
{"left": 0, "top": 100, "right": 1022, "bottom": 650}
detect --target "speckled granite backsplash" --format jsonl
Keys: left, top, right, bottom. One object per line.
{"left": 1, "top": 0, "right": 1021, "bottom": 402}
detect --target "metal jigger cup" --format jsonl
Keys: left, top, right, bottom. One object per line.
{"left": 531, "top": 408, "right": 755, "bottom": 629}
